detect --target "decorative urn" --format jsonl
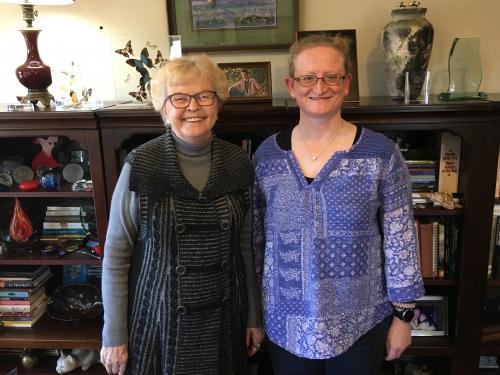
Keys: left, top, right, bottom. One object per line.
{"left": 381, "top": 1, "right": 434, "bottom": 99}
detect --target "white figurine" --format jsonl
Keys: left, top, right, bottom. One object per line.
{"left": 56, "top": 349, "right": 100, "bottom": 374}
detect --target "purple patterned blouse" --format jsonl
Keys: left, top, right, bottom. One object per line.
{"left": 252, "top": 127, "right": 425, "bottom": 359}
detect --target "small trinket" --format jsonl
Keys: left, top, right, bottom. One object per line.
{"left": 40, "top": 170, "right": 60, "bottom": 191}
{"left": 19, "top": 179, "right": 41, "bottom": 191}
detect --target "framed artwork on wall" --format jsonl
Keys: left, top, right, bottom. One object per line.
{"left": 296, "top": 29, "right": 360, "bottom": 102}
{"left": 219, "top": 62, "right": 272, "bottom": 103}
{"left": 167, "top": 0, "right": 298, "bottom": 52}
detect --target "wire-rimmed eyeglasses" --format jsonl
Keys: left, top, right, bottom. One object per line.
{"left": 166, "top": 91, "right": 217, "bottom": 109}
{"left": 293, "top": 74, "right": 346, "bottom": 87}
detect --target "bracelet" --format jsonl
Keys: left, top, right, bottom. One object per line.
{"left": 393, "top": 301, "right": 416, "bottom": 309}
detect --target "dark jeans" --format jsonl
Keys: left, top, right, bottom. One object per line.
{"left": 268, "top": 316, "right": 392, "bottom": 375}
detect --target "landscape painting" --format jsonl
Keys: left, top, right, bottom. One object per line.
{"left": 190, "top": 0, "right": 277, "bottom": 31}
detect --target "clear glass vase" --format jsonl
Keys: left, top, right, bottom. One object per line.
{"left": 439, "top": 37, "right": 487, "bottom": 100}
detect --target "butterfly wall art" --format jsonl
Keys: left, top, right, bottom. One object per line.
{"left": 112, "top": 37, "right": 169, "bottom": 104}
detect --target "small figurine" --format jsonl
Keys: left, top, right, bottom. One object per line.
{"left": 56, "top": 349, "right": 100, "bottom": 374}
{"left": 81, "top": 88, "right": 92, "bottom": 102}
{"left": 32, "top": 136, "right": 59, "bottom": 173}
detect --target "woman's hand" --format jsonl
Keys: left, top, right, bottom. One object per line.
{"left": 385, "top": 317, "right": 412, "bottom": 360}
{"left": 246, "top": 327, "right": 265, "bottom": 357}
{"left": 100, "top": 344, "right": 128, "bottom": 375}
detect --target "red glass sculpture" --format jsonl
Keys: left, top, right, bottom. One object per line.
{"left": 9, "top": 197, "right": 33, "bottom": 243}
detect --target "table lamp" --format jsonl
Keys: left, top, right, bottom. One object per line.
{"left": 0, "top": 0, "right": 75, "bottom": 106}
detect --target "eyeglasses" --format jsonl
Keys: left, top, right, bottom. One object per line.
{"left": 293, "top": 74, "right": 346, "bottom": 87}
{"left": 166, "top": 91, "right": 217, "bottom": 109}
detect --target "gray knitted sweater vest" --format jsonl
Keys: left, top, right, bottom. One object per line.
{"left": 125, "top": 128, "right": 253, "bottom": 375}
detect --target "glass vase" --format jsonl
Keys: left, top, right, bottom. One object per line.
{"left": 439, "top": 37, "right": 487, "bottom": 100}
{"left": 9, "top": 197, "right": 33, "bottom": 243}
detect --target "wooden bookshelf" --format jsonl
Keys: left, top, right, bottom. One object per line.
{"left": 0, "top": 97, "right": 498, "bottom": 374}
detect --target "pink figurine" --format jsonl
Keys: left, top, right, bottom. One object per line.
{"left": 32, "top": 136, "right": 59, "bottom": 174}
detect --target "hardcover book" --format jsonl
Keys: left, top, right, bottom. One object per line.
{"left": 0, "top": 267, "right": 52, "bottom": 289}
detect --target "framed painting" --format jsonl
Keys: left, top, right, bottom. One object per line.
{"left": 296, "top": 29, "right": 360, "bottom": 102}
{"left": 410, "top": 295, "right": 448, "bottom": 337}
{"left": 219, "top": 62, "right": 272, "bottom": 103}
{"left": 167, "top": 0, "right": 298, "bottom": 52}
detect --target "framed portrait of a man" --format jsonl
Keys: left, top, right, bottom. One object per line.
{"left": 219, "top": 62, "right": 272, "bottom": 102}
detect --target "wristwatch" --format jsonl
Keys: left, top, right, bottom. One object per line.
{"left": 393, "top": 308, "right": 415, "bottom": 322}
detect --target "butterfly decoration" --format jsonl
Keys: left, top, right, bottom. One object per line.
{"left": 82, "top": 88, "right": 93, "bottom": 102}
{"left": 115, "top": 40, "right": 168, "bottom": 103}
{"left": 115, "top": 40, "right": 133, "bottom": 58}
{"left": 128, "top": 87, "right": 148, "bottom": 103}
{"left": 155, "top": 51, "right": 168, "bottom": 67}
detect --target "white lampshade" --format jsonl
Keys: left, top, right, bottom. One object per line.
{"left": 0, "top": 0, "right": 74, "bottom": 4}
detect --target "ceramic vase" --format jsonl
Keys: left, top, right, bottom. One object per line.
{"left": 381, "top": 7, "right": 434, "bottom": 99}
{"left": 9, "top": 197, "right": 33, "bottom": 243}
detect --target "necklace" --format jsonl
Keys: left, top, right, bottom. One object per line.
{"left": 297, "top": 121, "right": 343, "bottom": 161}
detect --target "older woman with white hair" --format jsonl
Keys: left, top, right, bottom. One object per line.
{"left": 100, "top": 54, "right": 264, "bottom": 375}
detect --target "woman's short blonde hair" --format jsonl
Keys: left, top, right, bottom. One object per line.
{"left": 288, "top": 34, "right": 352, "bottom": 77}
{"left": 151, "top": 53, "right": 228, "bottom": 111}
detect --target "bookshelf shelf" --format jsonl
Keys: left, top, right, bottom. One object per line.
{"left": 414, "top": 208, "right": 465, "bottom": 216}
{"left": 0, "top": 190, "right": 94, "bottom": 198}
{"left": 406, "top": 336, "right": 456, "bottom": 357}
{"left": 0, "top": 251, "right": 101, "bottom": 265}
{"left": 0, "top": 313, "right": 102, "bottom": 349}
{"left": 487, "top": 280, "right": 500, "bottom": 288}
{"left": 0, "top": 355, "right": 106, "bottom": 375}
{"left": 423, "top": 277, "right": 458, "bottom": 286}
{"left": 480, "top": 339, "right": 500, "bottom": 356}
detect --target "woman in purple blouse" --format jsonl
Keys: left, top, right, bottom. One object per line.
{"left": 252, "top": 35, "right": 425, "bottom": 374}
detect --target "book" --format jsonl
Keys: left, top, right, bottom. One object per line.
{"left": 44, "top": 216, "right": 84, "bottom": 223}
{"left": 0, "top": 265, "right": 49, "bottom": 281}
{"left": 489, "top": 205, "right": 500, "bottom": 279}
{"left": 418, "top": 222, "right": 434, "bottom": 278}
{"left": 45, "top": 210, "right": 85, "bottom": 217}
{"left": 0, "top": 285, "right": 45, "bottom": 299}
{"left": 496, "top": 147, "right": 500, "bottom": 198}
{"left": 0, "top": 268, "right": 51, "bottom": 289}
{"left": 42, "top": 228, "right": 87, "bottom": 235}
{"left": 438, "top": 222, "right": 446, "bottom": 278}
{"left": 43, "top": 222, "right": 84, "bottom": 229}
{"left": 0, "top": 292, "right": 46, "bottom": 313}
{"left": 46, "top": 206, "right": 82, "bottom": 211}
{"left": 438, "top": 131, "right": 461, "bottom": 194}
{"left": 0, "top": 304, "right": 45, "bottom": 327}
{"left": 0, "top": 287, "right": 44, "bottom": 303}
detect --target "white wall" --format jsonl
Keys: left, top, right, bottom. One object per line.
{"left": 0, "top": 0, "right": 498, "bottom": 103}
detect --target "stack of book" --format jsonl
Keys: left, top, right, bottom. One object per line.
{"left": 406, "top": 160, "right": 437, "bottom": 200}
{"left": 40, "top": 206, "right": 88, "bottom": 243}
{"left": 0, "top": 265, "right": 52, "bottom": 327}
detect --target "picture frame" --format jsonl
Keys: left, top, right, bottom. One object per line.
{"left": 411, "top": 295, "right": 448, "bottom": 337}
{"left": 219, "top": 62, "right": 272, "bottom": 103}
{"left": 296, "top": 29, "right": 360, "bottom": 102}
{"left": 166, "top": 0, "right": 298, "bottom": 52}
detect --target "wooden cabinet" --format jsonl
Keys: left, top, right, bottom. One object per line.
{"left": 96, "top": 97, "right": 500, "bottom": 375}
{"left": 0, "top": 108, "right": 108, "bottom": 374}
{"left": 0, "top": 97, "right": 498, "bottom": 374}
